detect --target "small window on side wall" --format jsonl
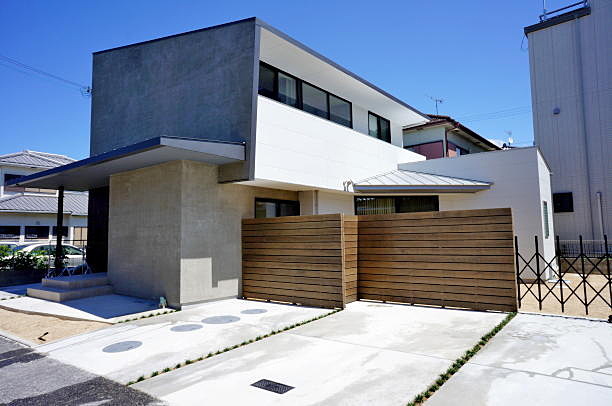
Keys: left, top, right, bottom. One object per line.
{"left": 543, "top": 201, "right": 550, "bottom": 239}
{"left": 368, "top": 112, "right": 391, "bottom": 143}
{"left": 553, "top": 192, "right": 573, "bottom": 213}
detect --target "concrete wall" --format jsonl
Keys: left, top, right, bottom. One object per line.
{"left": 90, "top": 19, "right": 259, "bottom": 181}
{"left": 254, "top": 96, "right": 425, "bottom": 191}
{"left": 527, "top": 0, "right": 612, "bottom": 239}
{"left": 107, "top": 160, "right": 297, "bottom": 307}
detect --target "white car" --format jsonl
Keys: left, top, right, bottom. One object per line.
{"left": 14, "top": 243, "right": 86, "bottom": 268}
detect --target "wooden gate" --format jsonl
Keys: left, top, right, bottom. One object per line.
{"left": 357, "top": 208, "right": 517, "bottom": 311}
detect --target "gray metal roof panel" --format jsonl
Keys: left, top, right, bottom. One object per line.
{"left": 0, "top": 151, "right": 75, "bottom": 168}
{"left": 356, "top": 170, "right": 491, "bottom": 188}
{"left": 0, "top": 193, "right": 87, "bottom": 216}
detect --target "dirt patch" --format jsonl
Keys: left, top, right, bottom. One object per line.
{"left": 519, "top": 273, "right": 611, "bottom": 320}
{"left": 0, "top": 308, "right": 109, "bottom": 344}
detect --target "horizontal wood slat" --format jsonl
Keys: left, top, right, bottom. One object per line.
{"left": 356, "top": 208, "right": 517, "bottom": 312}
{"left": 242, "top": 209, "right": 517, "bottom": 312}
{"left": 242, "top": 214, "right": 347, "bottom": 309}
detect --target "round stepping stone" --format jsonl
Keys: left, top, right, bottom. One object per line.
{"left": 170, "top": 324, "right": 203, "bottom": 332}
{"left": 240, "top": 309, "right": 267, "bottom": 315}
{"left": 201, "top": 315, "right": 240, "bottom": 324}
{"left": 102, "top": 340, "right": 142, "bottom": 353}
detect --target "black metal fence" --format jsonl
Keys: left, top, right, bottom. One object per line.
{"left": 515, "top": 235, "right": 611, "bottom": 318}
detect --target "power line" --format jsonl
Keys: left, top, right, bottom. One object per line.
{"left": 0, "top": 53, "right": 91, "bottom": 97}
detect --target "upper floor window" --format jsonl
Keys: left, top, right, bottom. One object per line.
{"left": 368, "top": 112, "right": 391, "bottom": 143}
{"left": 255, "top": 198, "right": 300, "bottom": 218}
{"left": 258, "top": 62, "right": 352, "bottom": 128}
{"left": 553, "top": 192, "right": 573, "bottom": 213}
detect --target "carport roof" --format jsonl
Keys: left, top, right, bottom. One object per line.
{"left": 6, "top": 137, "right": 245, "bottom": 191}
{"left": 354, "top": 170, "right": 491, "bottom": 193}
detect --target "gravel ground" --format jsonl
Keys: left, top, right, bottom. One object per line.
{"left": 0, "top": 308, "right": 108, "bottom": 344}
{"left": 0, "top": 336, "right": 165, "bottom": 405}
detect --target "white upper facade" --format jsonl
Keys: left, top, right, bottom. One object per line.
{"left": 248, "top": 23, "right": 429, "bottom": 192}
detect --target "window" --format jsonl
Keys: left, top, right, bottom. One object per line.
{"left": 63, "top": 246, "right": 84, "bottom": 255}
{"left": 368, "top": 112, "right": 391, "bottom": 143}
{"left": 553, "top": 192, "right": 573, "bottom": 213}
{"left": 447, "top": 142, "right": 469, "bottom": 157}
{"left": 354, "top": 196, "right": 439, "bottom": 215}
{"left": 278, "top": 72, "right": 298, "bottom": 107}
{"left": 0, "top": 226, "right": 20, "bottom": 240}
{"left": 406, "top": 141, "right": 445, "bottom": 160}
{"left": 301, "top": 82, "right": 328, "bottom": 119}
{"left": 329, "top": 94, "right": 352, "bottom": 127}
{"left": 258, "top": 63, "right": 276, "bottom": 99}
{"left": 257, "top": 62, "right": 353, "bottom": 128}
{"left": 25, "top": 226, "right": 49, "bottom": 240}
{"left": 52, "top": 226, "right": 68, "bottom": 237}
{"left": 543, "top": 201, "right": 550, "bottom": 239}
{"left": 255, "top": 198, "right": 300, "bottom": 218}
{"left": 3, "top": 173, "right": 25, "bottom": 192}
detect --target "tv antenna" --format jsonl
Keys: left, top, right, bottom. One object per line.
{"left": 427, "top": 95, "right": 444, "bottom": 115}
{"left": 503, "top": 130, "right": 514, "bottom": 149}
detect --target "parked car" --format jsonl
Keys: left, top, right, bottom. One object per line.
{"left": 13, "top": 243, "right": 86, "bottom": 268}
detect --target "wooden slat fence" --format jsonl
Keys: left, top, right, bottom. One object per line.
{"left": 242, "top": 208, "right": 517, "bottom": 312}
{"left": 242, "top": 214, "right": 354, "bottom": 309}
{"left": 357, "top": 208, "right": 517, "bottom": 312}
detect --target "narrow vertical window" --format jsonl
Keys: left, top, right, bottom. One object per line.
{"left": 368, "top": 112, "right": 391, "bottom": 143}
{"left": 543, "top": 201, "right": 550, "bottom": 239}
{"left": 368, "top": 113, "right": 379, "bottom": 138}
{"left": 258, "top": 64, "right": 276, "bottom": 99}
{"left": 329, "top": 95, "right": 352, "bottom": 127}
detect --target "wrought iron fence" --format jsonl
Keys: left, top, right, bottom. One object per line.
{"left": 515, "top": 235, "right": 611, "bottom": 318}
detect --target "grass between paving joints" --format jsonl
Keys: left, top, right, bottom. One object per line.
{"left": 406, "top": 311, "right": 517, "bottom": 406}
{"left": 0, "top": 295, "right": 23, "bottom": 301}
{"left": 115, "top": 309, "right": 179, "bottom": 323}
{"left": 126, "top": 308, "right": 343, "bottom": 386}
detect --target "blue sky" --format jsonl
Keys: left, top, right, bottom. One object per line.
{"left": 0, "top": 0, "right": 566, "bottom": 159}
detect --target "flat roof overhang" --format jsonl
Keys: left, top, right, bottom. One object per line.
{"left": 353, "top": 184, "right": 490, "bottom": 194}
{"left": 7, "top": 137, "right": 246, "bottom": 191}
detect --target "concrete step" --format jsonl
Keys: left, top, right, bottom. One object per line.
{"left": 27, "top": 284, "right": 113, "bottom": 302}
{"left": 42, "top": 273, "right": 109, "bottom": 290}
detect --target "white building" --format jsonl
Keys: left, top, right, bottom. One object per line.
{"left": 0, "top": 151, "right": 87, "bottom": 243}
{"left": 12, "top": 18, "right": 554, "bottom": 306}
{"left": 525, "top": 0, "right": 611, "bottom": 240}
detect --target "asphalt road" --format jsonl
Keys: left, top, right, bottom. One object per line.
{"left": 0, "top": 336, "right": 164, "bottom": 405}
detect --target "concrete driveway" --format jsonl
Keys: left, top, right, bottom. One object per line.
{"left": 133, "top": 301, "right": 507, "bottom": 406}
{"left": 426, "top": 313, "right": 612, "bottom": 406}
{"left": 38, "top": 298, "right": 329, "bottom": 383}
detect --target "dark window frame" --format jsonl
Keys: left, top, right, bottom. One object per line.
{"left": 368, "top": 111, "right": 391, "bottom": 143}
{"left": 353, "top": 196, "right": 439, "bottom": 215}
{"left": 52, "top": 226, "right": 69, "bottom": 238}
{"left": 254, "top": 198, "right": 300, "bottom": 218}
{"left": 553, "top": 192, "right": 574, "bottom": 213}
{"left": 258, "top": 61, "right": 353, "bottom": 129}
{"left": 0, "top": 225, "right": 20, "bottom": 240}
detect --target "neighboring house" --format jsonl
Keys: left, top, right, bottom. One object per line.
{"left": 0, "top": 151, "right": 87, "bottom": 243}
{"left": 403, "top": 114, "right": 501, "bottom": 159}
{"left": 525, "top": 0, "right": 611, "bottom": 240}
{"left": 11, "top": 18, "right": 554, "bottom": 307}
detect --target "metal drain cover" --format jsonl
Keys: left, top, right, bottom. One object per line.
{"left": 251, "top": 379, "right": 294, "bottom": 394}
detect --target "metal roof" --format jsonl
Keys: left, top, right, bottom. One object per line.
{"left": 354, "top": 170, "right": 491, "bottom": 194}
{"left": 0, "top": 193, "right": 88, "bottom": 216}
{"left": 0, "top": 150, "right": 75, "bottom": 169}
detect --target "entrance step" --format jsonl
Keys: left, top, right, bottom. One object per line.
{"left": 42, "top": 273, "right": 109, "bottom": 290}
{"left": 28, "top": 274, "right": 113, "bottom": 302}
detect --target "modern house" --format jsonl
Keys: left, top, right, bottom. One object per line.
{"left": 525, "top": 0, "right": 610, "bottom": 240}
{"left": 403, "top": 114, "right": 500, "bottom": 159}
{"left": 0, "top": 151, "right": 87, "bottom": 243}
{"left": 10, "top": 18, "right": 555, "bottom": 307}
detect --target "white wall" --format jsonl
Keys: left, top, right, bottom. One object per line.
{"left": 398, "top": 147, "right": 556, "bottom": 277}
{"left": 255, "top": 96, "right": 425, "bottom": 191}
